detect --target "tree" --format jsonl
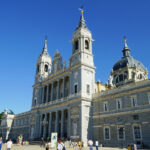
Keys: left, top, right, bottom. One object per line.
{"left": 0, "top": 112, "right": 4, "bottom": 124}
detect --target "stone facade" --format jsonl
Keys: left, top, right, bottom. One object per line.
{"left": 93, "top": 80, "right": 150, "bottom": 148}
{"left": 0, "top": 10, "right": 150, "bottom": 148}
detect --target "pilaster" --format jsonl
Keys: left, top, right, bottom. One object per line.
{"left": 46, "top": 84, "right": 49, "bottom": 102}
{"left": 61, "top": 110, "right": 64, "bottom": 138}
{"left": 51, "top": 83, "right": 53, "bottom": 101}
{"left": 55, "top": 111, "right": 58, "bottom": 132}
{"left": 49, "top": 112, "right": 52, "bottom": 136}
{"left": 67, "top": 108, "right": 71, "bottom": 138}
{"left": 57, "top": 80, "right": 59, "bottom": 99}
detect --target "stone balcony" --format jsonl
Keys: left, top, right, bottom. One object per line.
{"left": 32, "top": 92, "right": 81, "bottom": 110}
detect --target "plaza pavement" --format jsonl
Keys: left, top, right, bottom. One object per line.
{"left": 1, "top": 144, "right": 149, "bottom": 150}
{"left": 1, "top": 144, "right": 128, "bottom": 150}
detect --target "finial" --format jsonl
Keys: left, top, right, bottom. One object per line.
{"left": 122, "top": 36, "right": 130, "bottom": 57}
{"left": 79, "top": 6, "right": 84, "bottom": 15}
{"left": 42, "top": 35, "right": 48, "bottom": 54}
{"left": 77, "top": 6, "right": 87, "bottom": 29}
{"left": 45, "top": 35, "right": 48, "bottom": 43}
{"left": 123, "top": 36, "right": 128, "bottom": 48}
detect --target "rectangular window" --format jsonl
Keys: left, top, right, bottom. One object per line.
{"left": 116, "top": 99, "right": 122, "bottom": 110}
{"left": 133, "top": 125, "right": 141, "bottom": 140}
{"left": 87, "top": 84, "right": 90, "bottom": 94}
{"left": 148, "top": 94, "right": 150, "bottom": 104}
{"left": 74, "top": 84, "right": 78, "bottom": 93}
{"left": 104, "top": 102, "right": 108, "bottom": 112}
{"left": 131, "top": 96, "right": 137, "bottom": 107}
{"left": 133, "top": 115, "right": 139, "bottom": 120}
{"left": 104, "top": 127, "right": 110, "bottom": 140}
{"left": 118, "top": 126, "right": 125, "bottom": 140}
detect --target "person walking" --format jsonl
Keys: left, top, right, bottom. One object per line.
{"left": 95, "top": 140, "right": 99, "bottom": 150}
{"left": 6, "top": 139, "right": 13, "bottom": 150}
{"left": 40, "top": 137, "right": 44, "bottom": 147}
{"left": 45, "top": 141, "right": 51, "bottom": 150}
{"left": 57, "top": 139, "right": 65, "bottom": 150}
{"left": 0, "top": 137, "right": 2, "bottom": 150}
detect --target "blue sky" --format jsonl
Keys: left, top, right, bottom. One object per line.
{"left": 0, "top": 0, "right": 150, "bottom": 114}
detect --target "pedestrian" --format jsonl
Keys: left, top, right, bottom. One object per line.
{"left": 88, "top": 140, "right": 93, "bottom": 150}
{"left": 45, "top": 141, "right": 51, "bottom": 150}
{"left": 95, "top": 140, "right": 99, "bottom": 150}
{"left": 40, "top": 137, "right": 44, "bottom": 147}
{"left": 78, "top": 140, "right": 82, "bottom": 149}
{"left": 57, "top": 139, "right": 65, "bottom": 150}
{"left": 6, "top": 139, "right": 13, "bottom": 150}
{"left": 0, "top": 137, "right": 2, "bottom": 150}
{"left": 72, "top": 140, "right": 77, "bottom": 148}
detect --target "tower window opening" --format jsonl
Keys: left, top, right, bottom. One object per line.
{"left": 85, "top": 40, "right": 89, "bottom": 49}
{"left": 116, "top": 77, "right": 119, "bottom": 83}
{"left": 37, "top": 65, "right": 40, "bottom": 73}
{"left": 74, "top": 40, "right": 78, "bottom": 50}
{"left": 34, "top": 99, "right": 37, "bottom": 105}
{"left": 45, "top": 64, "right": 48, "bottom": 72}
{"left": 87, "top": 84, "right": 90, "bottom": 94}
{"left": 74, "top": 84, "right": 78, "bottom": 93}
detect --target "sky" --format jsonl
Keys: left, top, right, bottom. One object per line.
{"left": 0, "top": 0, "right": 150, "bottom": 114}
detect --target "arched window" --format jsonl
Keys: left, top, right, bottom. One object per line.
{"left": 74, "top": 40, "right": 78, "bottom": 50}
{"left": 34, "top": 99, "right": 37, "bottom": 105}
{"left": 132, "top": 72, "right": 135, "bottom": 79}
{"left": 44, "top": 64, "right": 48, "bottom": 72}
{"left": 85, "top": 40, "right": 89, "bottom": 50}
{"left": 138, "top": 74, "right": 143, "bottom": 79}
{"left": 119, "top": 74, "right": 123, "bottom": 82}
{"left": 36, "top": 65, "right": 39, "bottom": 73}
{"left": 116, "top": 77, "right": 119, "bottom": 83}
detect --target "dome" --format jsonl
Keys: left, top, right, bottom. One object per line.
{"left": 54, "top": 50, "right": 60, "bottom": 58}
{"left": 113, "top": 40, "right": 146, "bottom": 72}
{"left": 113, "top": 55, "right": 146, "bottom": 71}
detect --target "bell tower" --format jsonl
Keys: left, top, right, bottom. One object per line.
{"left": 35, "top": 39, "right": 52, "bottom": 83}
{"left": 70, "top": 9, "right": 94, "bottom": 67}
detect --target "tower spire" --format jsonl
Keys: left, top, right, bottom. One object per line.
{"left": 77, "top": 6, "right": 87, "bottom": 29}
{"left": 42, "top": 36, "right": 48, "bottom": 54}
{"left": 122, "top": 36, "right": 130, "bottom": 57}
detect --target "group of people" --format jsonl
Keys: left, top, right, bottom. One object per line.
{"left": 17, "top": 135, "right": 23, "bottom": 145}
{"left": 40, "top": 138, "right": 65, "bottom": 150}
{"left": 41, "top": 138, "right": 99, "bottom": 150}
{"left": 0, "top": 137, "right": 13, "bottom": 150}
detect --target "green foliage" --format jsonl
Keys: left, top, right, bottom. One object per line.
{"left": 0, "top": 112, "right": 4, "bottom": 124}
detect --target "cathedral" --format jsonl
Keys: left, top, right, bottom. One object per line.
{"left": 1, "top": 10, "right": 150, "bottom": 148}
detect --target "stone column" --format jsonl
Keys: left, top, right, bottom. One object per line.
{"left": 55, "top": 111, "right": 58, "bottom": 132}
{"left": 67, "top": 108, "right": 71, "bottom": 138}
{"left": 49, "top": 112, "right": 52, "bottom": 136}
{"left": 46, "top": 85, "right": 49, "bottom": 102}
{"left": 69, "top": 75, "right": 72, "bottom": 95}
{"left": 35, "top": 114, "right": 40, "bottom": 138}
{"left": 42, "top": 87, "right": 44, "bottom": 103}
{"left": 43, "top": 114, "right": 46, "bottom": 139}
{"left": 39, "top": 115, "right": 42, "bottom": 137}
{"left": 51, "top": 83, "right": 53, "bottom": 101}
{"left": 61, "top": 110, "right": 64, "bottom": 138}
{"left": 57, "top": 80, "right": 60, "bottom": 99}
{"left": 63, "top": 77, "right": 65, "bottom": 97}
